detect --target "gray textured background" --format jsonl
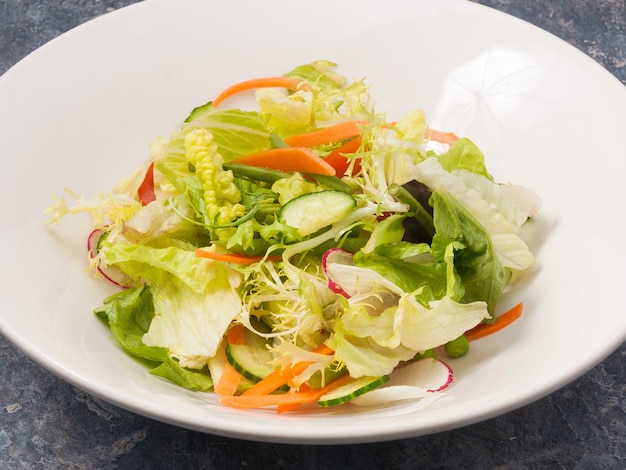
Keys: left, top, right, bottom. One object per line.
{"left": 1, "top": 1, "right": 624, "bottom": 468}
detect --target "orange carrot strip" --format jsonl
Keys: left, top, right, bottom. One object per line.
{"left": 241, "top": 344, "right": 335, "bottom": 397}
{"left": 232, "top": 147, "right": 336, "bottom": 176}
{"left": 324, "top": 136, "right": 362, "bottom": 176}
{"left": 465, "top": 302, "right": 523, "bottom": 342}
{"left": 195, "top": 249, "right": 281, "bottom": 265}
{"left": 424, "top": 128, "right": 460, "bottom": 145}
{"left": 220, "top": 373, "right": 353, "bottom": 410}
{"left": 284, "top": 121, "right": 368, "bottom": 148}
{"left": 214, "top": 361, "right": 244, "bottom": 397}
{"left": 213, "top": 76, "right": 304, "bottom": 107}
{"left": 241, "top": 362, "right": 311, "bottom": 397}
{"left": 277, "top": 383, "right": 313, "bottom": 414}
{"left": 226, "top": 324, "right": 246, "bottom": 346}
{"left": 311, "top": 343, "right": 335, "bottom": 356}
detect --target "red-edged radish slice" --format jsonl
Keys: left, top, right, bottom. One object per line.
{"left": 87, "top": 229, "right": 132, "bottom": 288}
{"left": 321, "top": 248, "right": 354, "bottom": 297}
{"left": 87, "top": 228, "right": 106, "bottom": 258}
{"left": 350, "top": 358, "right": 453, "bottom": 407}
{"left": 389, "top": 358, "right": 453, "bottom": 392}
{"left": 322, "top": 248, "right": 404, "bottom": 298}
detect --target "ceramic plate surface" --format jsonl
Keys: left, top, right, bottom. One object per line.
{"left": 1, "top": 0, "right": 625, "bottom": 444}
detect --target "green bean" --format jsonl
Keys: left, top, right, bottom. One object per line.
{"left": 224, "top": 162, "right": 288, "bottom": 184}
{"left": 306, "top": 173, "right": 355, "bottom": 194}
{"left": 225, "top": 162, "right": 355, "bottom": 195}
{"left": 269, "top": 133, "right": 289, "bottom": 149}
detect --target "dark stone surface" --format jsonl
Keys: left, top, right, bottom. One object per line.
{"left": 1, "top": 1, "right": 624, "bottom": 468}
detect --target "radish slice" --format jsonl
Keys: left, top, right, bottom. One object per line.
{"left": 388, "top": 358, "right": 453, "bottom": 392}
{"left": 350, "top": 358, "right": 453, "bottom": 407}
{"left": 322, "top": 248, "right": 404, "bottom": 298}
{"left": 87, "top": 228, "right": 106, "bottom": 259}
{"left": 87, "top": 228, "right": 132, "bottom": 288}
{"left": 321, "top": 248, "right": 354, "bottom": 297}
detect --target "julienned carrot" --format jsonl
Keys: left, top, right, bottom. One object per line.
{"left": 284, "top": 121, "right": 368, "bottom": 147}
{"left": 212, "top": 77, "right": 304, "bottom": 107}
{"left": 311, "top": 343, "right": 334, "bottom": 356}
{"left": 276, "top": 383, "right": 313, "bottom": 414}
{"left": 274, "top": 344, "right": 333, "bottom": 412}
{"left": 424, "top": 128, "right": 460, "bottom": 145}
{"left": 323, "top": 137, "right": 362, "bottom": 176}
{"left": 241, "top": 344, "right": 335, "bottom": 397}
{"left": 240, "top": 362, "right": 309, "bottom": 397}
{"left": 232, "top": 147, "right": 336, "bottom": 176}
{"left": 195, "top": 249, "right": 281, "bottom": 265}
{"left": 219, "top": 373, "right": 353, "bottom": 410}
{"left": 226, "top": 324, "right": 246, "bottom": 345}
{"left": 464, "top": 302, "right": 523, "bottom": 342}
{"left": 214, "top": 361, "right": 243, "bottom": 397}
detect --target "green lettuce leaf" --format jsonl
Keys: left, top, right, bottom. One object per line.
{"left": 437, "top": 138, "right": 492, "bottom": 179}
{"left": 361, "top": 213, "right": 406, "bottom": 254}
{"left": 284, "top": 60, "right": 347, "bottom": 90}
{"left": 284, "top": 60, "right": 374, "bottom": 124}
{"left": 149, "top": 360, "right": 213, "bottom": 391}
{"left": 335, "top": 294, "right": 488, "bottom": 353}
{"left": 151, "top": 105, "right": 271, "bottom": 188}
{"left": 101, "top": 243, "right": 242, "bottom": 368}
{"left": 353, "top": 252, "right": 448, "bottom": 304}
{"left": 431, "top": 190, "right": 511, "bottom": 314}
{"left": 94, "top": 286, "right": 213, "bottom": 391}
{"left": 143, "top": 272, "right": 241, "bottom": 368}
{"left": 94, "top": 286, "right": 164, "bottom": 361}
{"left": 327, "top": 329, "right": 417, "bottom": 378}
{"left": 102, "top": 244, "right": 215, "bottom": 293}
{"left": 182, "top": 105, "right": 271, "bottom": 161}
{"left": 329, "top": 294, "right": 488, "bottom": 378}
{"left": 120, "top": 195, "right": 207, "bottom": 248}
{"left": 413, "top": 157, "right": 535, "bottom": 273}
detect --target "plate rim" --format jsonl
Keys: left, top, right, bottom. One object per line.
{"left": 1, "top": 0, "right": 625, "bottom": 444}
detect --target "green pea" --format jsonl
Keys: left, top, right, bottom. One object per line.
{"left": 413, "top": 349, "right": 436, "bottom": 360}
{"left": 445, "top": 335, "right": 469, "bottom": 358}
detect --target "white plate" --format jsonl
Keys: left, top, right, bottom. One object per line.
{"left": 1, "top": 0, "right": 625, "bottom": 444}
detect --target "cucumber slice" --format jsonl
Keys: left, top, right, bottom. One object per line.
{"left": 225, "top": 342, "right": 275, "bottom": 383}
{"left": 318, "top": 375, "right": 389, "bottom": 407}
{"left": 208, "top": 343, "right": 256, "bottom": 394}
{"left": 308, "top": 366, "right": 347, "bottom": 390}
{"left": 278, "top": 190, "right": 356, "bottom": 237}
{"left": 234, "top": 375, "right": 257, "bottom": 394}
{"left": 225, "top": 327, "right": 275, "bottom": 383}
{"left": 184, "top": 101, "right": 212, "bottom": 122}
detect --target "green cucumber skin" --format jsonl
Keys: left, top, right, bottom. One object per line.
{"left": 225, "top": 343, "right": 274, "bottom": 383}
{"left": 184, "top": 101, "right": 212, "bottom": 122}
{"left": 279, "top": 190, "right": 356, "bottom": 236}
{"left": 318, "top": 375, "right": 389, "bottom": 407}
{"left": 308, "top": 367, "right": 347, "bottom": 390}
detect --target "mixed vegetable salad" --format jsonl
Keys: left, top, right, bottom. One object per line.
{"left": 46, "top": 60, "right": 541, "bottom": 412}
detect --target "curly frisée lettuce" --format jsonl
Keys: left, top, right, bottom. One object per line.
{"left": 46, "top": 60, "right": 542, "bottom": 411}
